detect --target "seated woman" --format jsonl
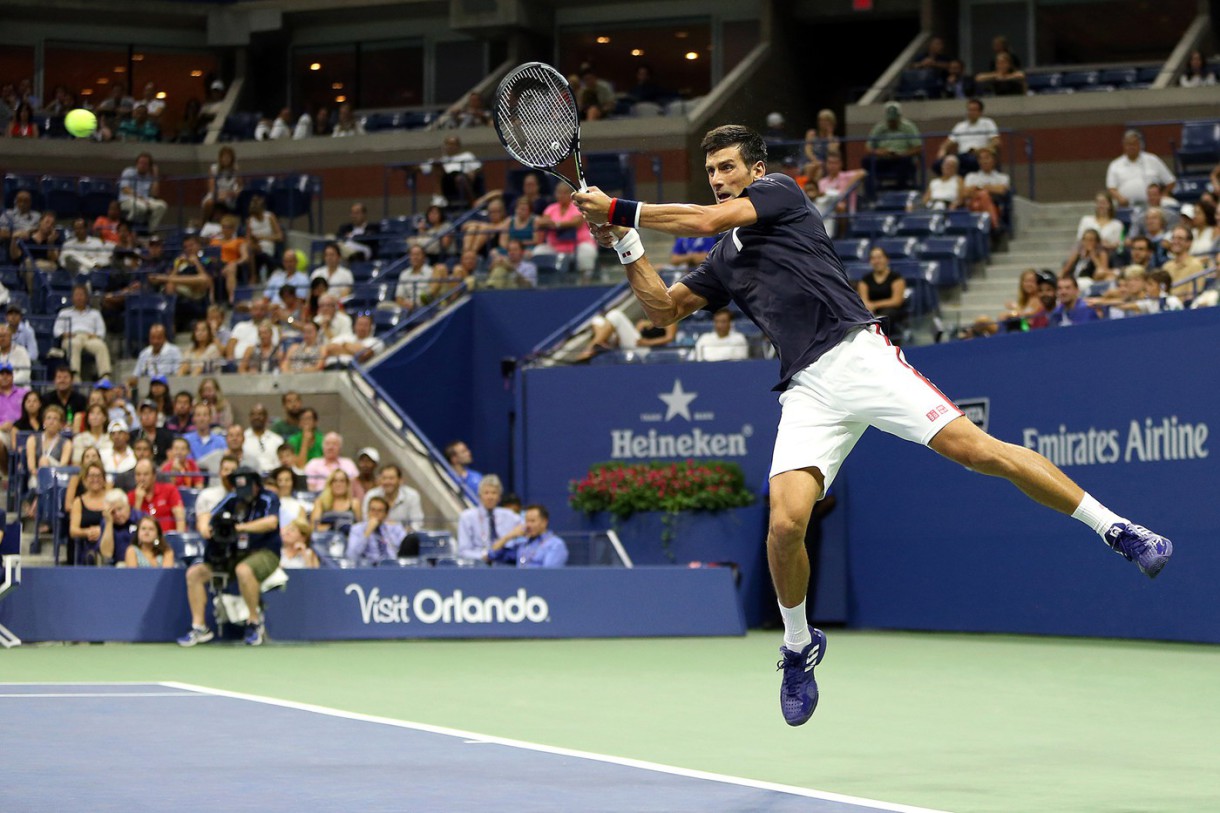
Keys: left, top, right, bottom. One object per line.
{"left": 160, "top": 436, "right": 205, "bottom": 488}
{"left": 280, "top": 321, "right": 325, "bottom": 374}
{"left": 179, "top": 320, "right": 223, "bottom": 376}
{"left": 857, "top": 247, "right": 908, "bottom": 339}
{"left": 921, "top": 154, "right": 963, "bottom": 210}
{"left": 1076, "top": 192, "right": 1124, "bottom": 256}
{"left": 280, "top": 517, "right": 320, "bottom": 569}
{"left": 1062, "top": 228, "right": 1111, "bottom": 290}
{"left": 576, "top": 308, "right": 678, "bottom": 361}
{"left": 1000, "top": 269, "right": 1045, "bottom": 325}
{"left": 311, "top": 468, "right": 361, "bottom": 530}
{"left": 461, "top": 197, "right": 510, "bottom": 258}
{"left": 239, "top": 323, "right": 284, "bottom": 374}
{"left": 68, "top": 461, "right": 109, "bottom": 565}
{"left": 503, "top": 196, "right": 539, "bottom": 253}
{"left": 975, "top": 52, "right": 1026, "bottom": 96}
{"left": 25, "top": 404, "right": 73, "bottom": 522}
{"left": 122, "top": 515, "right": 175, "bottom": 569}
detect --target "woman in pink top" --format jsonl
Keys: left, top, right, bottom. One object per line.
{"left": 533, "top": 184, "right": 597, "bottom": 277}
{"left": 815, "top": 150, "right": 867, "bottom": 236}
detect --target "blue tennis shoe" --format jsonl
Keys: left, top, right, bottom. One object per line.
{"left": 776, "top": 627, "right": 827, "bottom": 726}
{"left": 1105, "top": 523, "right": 1173, "bottom": 579}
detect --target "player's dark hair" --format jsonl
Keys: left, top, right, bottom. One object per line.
{"left": 700, "top": 125, "right": 767, "bottom": 168}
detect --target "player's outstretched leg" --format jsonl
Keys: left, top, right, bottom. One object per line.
{"left": 929, "top": 417, "right": 1173, "bottom": 577}
{"left": 768, "top": 468, "right": 829, "bottom": 725}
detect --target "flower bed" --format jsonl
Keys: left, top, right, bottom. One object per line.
{"left": 569, "top": 460, "right": 755, "bottom": 519}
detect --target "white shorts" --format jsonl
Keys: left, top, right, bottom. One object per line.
{"left": 769, "top": 325, "right": 962, "bottom": 490}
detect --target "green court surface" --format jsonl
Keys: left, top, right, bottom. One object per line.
{"left": 5, "top": 630, "right": 1218, "bottom": 813}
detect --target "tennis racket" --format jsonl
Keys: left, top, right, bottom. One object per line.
{"left": 493, "top": 62, "right": 588, "bottom": 192}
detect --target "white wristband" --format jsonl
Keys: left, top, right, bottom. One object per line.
{"left": 614, "top": 229, "right": 645, "bottom": 264}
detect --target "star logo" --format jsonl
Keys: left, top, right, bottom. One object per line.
{"left": 658, "top": 379, "right": 697, "bottom": 422}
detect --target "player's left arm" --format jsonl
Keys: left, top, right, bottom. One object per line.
{"left": 575, "top": 187, "right": 757, "bottom": 238}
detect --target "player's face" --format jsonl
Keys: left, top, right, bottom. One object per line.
{"left": 705, "top": 147, "right": 764, "bottom": 204}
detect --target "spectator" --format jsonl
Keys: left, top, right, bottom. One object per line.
{"left": 1162, "top": 225, "right": 1207, "bottom": 299}
{"left": 268, "top": 466, "right": 307, "bottom": 530}
{"left": 1179, "top": 50, "right": 1217, "bottom": 88}
{"left": 1076, "top": 192, "right": 1124, "bottom": 254}
{"left": 271, "top": 391, "right": 303, "bottom": 438}
{"left": 814, "top": 150, "right": 867, "bottom": 227}
{"left": 0, "top": 190, "right": 40, "bottom": 245}
{"left": 280, "top": 517, "right": 319, "bottom": 569}
{"left": 456, "top": 474, "right": 521, "bottom": 562}
{"left": 128, "top": 458, "right": 186, "bottom": 534}
{"left": 576, "top": 65, "right": 615, "bottom": 120}
{"left": 485, "top": 239, "right": 538, "bottom": 289}
{"left": 276, "top": 443, "right": 308, "bottom": 490}
{"left": 937, "top": 98, "right": 1000, "bottom": 175}
{"left": 160, "top": 234, "right": 213, "bottom": 329}
{"left": 122, "top": 515, "right": 174, "bottom": 569}
{"left": 345, "top": 495, "right": 407, "bottom": 565}
{"left": 198, "top": 377, "right": 234, "bottom": 427}
{"left": 352, "top": 447, "right": 379, "bottom": 503}
{"left": 335, "top": 202, "right": 381, "bottom": 261}
{"left": 220, "top": 423, "right": 259, "bottom": 471}
{"left": 228, "top": 297, "right": 278, "bottom": 362}
{"left": 1001, "top": 269, "right": 1044, "bottom": 325}
{"left": 518, "top": 172, "right": 550, "bottom": 216}
{"left": 427, "top": 251, "right": 476, "bottom": 304}
{"left": 202, "top": 146, "right": 241, "bottom": 222}
{"left": 91, "top": 201, "right": 123, "bottom": 244}
{"left": 911, "top": 35, "right": 953, "bottom": 74}
{"left": 104, "top": 421, "right": 136, "bottom": 482}
{"left": 857, "top": 247, "right": 908, "bottom": 337}
{"left": 10, "top": 210, "right": 61, "bottom": 275}
{"left": 360, "top": 463, "right": 423, "bottom": 531}
{"left": 100, "top": 380, "right": 137, "bottom": 430}
{"left": 194, "top": 455, "right": 240, "bottom": 528}
{"left": 694, "top": 308, "right": 750, "bottom": 362}
{"left": 133, "top": 400, "right": 174, "bottom": 465}
{"left": 421, "top": 135, "right": 483, "bottom": 208}
{"left": 313, "top": 294, "right": 352, "bottom": 342}
{"left": 165, "top": 391, "right": 196, "bottom": 435}
{"left": 41, "top": 367, "right": 87, "bottom": 427}
{"left": 322, "top": 313, "right": 384, "bottom": 369}
{"left": 60, "top": 217, "right": 113, "bottom": 273}
{"left": 118, "top": 152, "right": 167, "bottom": 231}
{"left": 98, "top": 490, "right": 146, "bottom": 564}
{"left": 161, "top": 436, "right": 205, "bottom": 488}
{"left": 863, "top": 103, "right": 922, "bottom": 196}
{"left": 132, "top": 324, "right": 183, "bottom": 379}
{"left": 461, "top": 197, "right": 509, "bottom": 259}
{"left": 1047, "top": 276, "right": 1099, "bottom": 327}
{"left": 243, "top": 404, "right": 283, "bottom": 473}
{"left": 54, "top": 284, "right": 111, "bottom": 380}
{"left": 0, "top": 361, "right": 26, "bottom": 467}
{"left": 239, "top": 323, "right": 284, "bottom": 374}
{"left": 504, "top": 196, "right": 539, "bottom": 252}
{"left": 1149, "top": 269, "right": 1188, "bottom": 311}
{"left": 180, "top": 465, "right": 280, "bottom": 647}
{"left": 210, "top": 214, "right": 250, "bottom": 305}
{"left": 0, "top": 324, "right": 31, "bottom": 386}
{"left": 1106, "top": 131, "right": 1175, "bottom": 208}
{"left": 286, "top": 407, "right": 323, "bottom": 464}
{"left": 26, "top": 405, "right": 72, "bottom": 516}
{"left": 534, "top": 184, "right": 597, "bottom": 278}
{"left": 265, "top": 249, "right": 310, "bottom": 305}
{"left": 1186, "top": 200, "right": 1217, "bottom": 256}
{"left": 395, "top": 245, "right": 435, "bottom": 307}
{"left": 279, "top": 321, "right": 326, "bottom": 374}
{"left": 245, "top": 194, "right": 283, "bottom": 277}
{"left": 310, "top": 468, "right": 362, "bottom": 529}
{"left": 178, "top": 320, "right": 223, "bottom": 376}
{"left": 922, "top": 155, "right": 963, "bottom": 210}
{"left": 802, "top": 109, "right": 841, "bottom": 177}
{"left": 1127, "top": 236, "right": 1158, "bottom": 274}
{"left": 304, "top": 431, "right": 358, "bottom": 492}
{"left": 577, "top": 309, "right": 677, "bottom": 361}
{"left": 73, "top": 402, "right": 112, "bottom": 463}
{"left": 68, "top": 462, "right": 109, "bottom": 564}
{"left": 409, "top": 205, "right": 456, "bottom": 265}
{"left": 986, "top": 35, "right": 1022, "bottom": 70}
{"left": 331, "top": 102, "right": 365, "bottom": 137}
{"left": 10, "top": 389, "right": 41, "bottom": 451}
{"left": 310, "top": 243, "right": 354, "bottom": 299}
{"left": 7, "top": 305, "right": 38, "bottom": 362}
{"left": 1137, "top": 208, "right": 1172, "bottom": 264}
{"left": 8, "top": 102, "right": 39, "bottom": 138}
{"left": 198, "top": 79, "right": 226, "bottom": 128}
{"left": 1061, "top": 228, "right": 1110, "bottom": 283}
{"left": 452, "top": 90, "right": 492, "bottom": 128}
{"left": 1088, "top": 264, "right": 1149, "bottom": 318}
{"left": 257, "top": 107, "right": 295, "bottom": 141}
{"left": 117, "top": 103, "right": 160, "bottom": 142}
{"left": 1023, "top": 271, "right": 1061, "bottom": 330}
{"left": 974, "top": 52, "right": 1026, "bottom": 96}
{"left": 183, "top": 402, "right": 227, "bottom": 461}
{"left": 962, "top": 147, "right": 1010, "bottom": 229}
{"left": 443, "top": 440, "right": 482, "bottom": 493}
{"left": 490, "top": 504, "right": 568, "bottom": 568}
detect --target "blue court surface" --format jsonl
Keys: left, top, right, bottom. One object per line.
{"left": 2, "top": 682, "right": 948, "bottom": 813}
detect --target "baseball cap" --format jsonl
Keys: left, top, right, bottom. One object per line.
{"left": 1035, "top": 269, "right": 1057, "bottom": 287}
{"left": 108, "top": 420, "right": 128, "bottom": 433}
{"left": 147, "top": 234, "right": 163, "bottom": 244}
{"left": 139, "top": 399, "right": 159, "bottom": 411}
{"left": 150, "top": 375, "right": 169, "bottom": 387}
{"left": 94, "top": 378, "right": 114, "bottom": 390}
{"left": 0, "top": 362, "right": 12, "bottom": 374}
{"left": 5, "top": 303, "right": 22, "bottom": 315}
{"left": 211, "top": 79, "right": 225, "bottom": 91}
{"left": 884, "top": 102, "right": 902, "bottom": 119}
{"left": 1179, "top": 203, "right": 1197, "bottom": 221}
{"left": 357, "top": 447, "right": 380, "bottom": 464}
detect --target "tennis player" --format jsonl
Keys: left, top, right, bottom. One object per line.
{"left": 574, "top": 125, "right": 1172, "bottom": 727}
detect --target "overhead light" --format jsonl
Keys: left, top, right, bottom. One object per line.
{"left": 335, "top": 95, "right": 347, "bottom": 103}
{"left": 631, "top": 49, "right": 644, "bottom": 57}
{"left": 331, "top": 82, "right": 344, "bottom": 90}
{"left": 310, "top": 62, "right": 322, "bottom": 71}
{"left": 190, "top": 70, "right": 203, "bottom": 78}
{"left": 97, "top": 78, "right": 110, "bottom": 85}
{"left": 113, "top": 66, "right": 126, "bottom": 73}
{"left": 596, "top": 36, "right": 611, "bottom": 44}
{"left": 132, "top": 54, "right": 144, "bottom": 61}
{"left": 685, "top": 52, "right": 699, "bottom": 60}
{"left": 676, "top": 31, "right": 689, "bottom": 38}
{"left": 80, "top": 89, "right": 94, "bottom": 96}
{"left": 156, "top": 91, "right": 167, "bottom": 99}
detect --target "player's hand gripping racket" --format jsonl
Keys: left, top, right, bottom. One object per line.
{"left": 493, "top": 62, "right": 588, "bottom": 192}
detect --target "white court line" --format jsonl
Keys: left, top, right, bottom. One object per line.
{"left": 0, "top": 691, "right": 202, "bottom": 699}
{"left": 0, "top": 681, "right": 160, "bottom": 686}
{"left": 161, "top": 680, "right": 952, "bottom": 813}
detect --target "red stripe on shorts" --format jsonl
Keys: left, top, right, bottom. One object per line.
{"left": 872, "top": 325, "right": 963, "bottom": 416}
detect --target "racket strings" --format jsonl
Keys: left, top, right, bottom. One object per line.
{"left": 496, "top": 65, "right": 579, "bottom": 168}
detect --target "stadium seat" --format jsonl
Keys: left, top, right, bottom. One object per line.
{"left": 372, "top": 307, "right": 403, "bottom": 333}
{"left": 918, "top": 236, "right": 970, "bottom": 288}
{"left": 846, "top": 213, "right": 897, "bottom": 239}
{"left": 78, "top": 177, "right": 118, "bottom": 220}
{"left": 1134, "top": 65, "right": 1162, "bottom": 87}
{"left": 583, "top": 153, "right": 635, "bottom": 198}
{"left": 343, "top": 283, "right": 391, "bottom": 312}
{"left": 123, "top": 294, "right": 176, "bottom": 356}
{"left": 896, "top": 212, "right": 945, "bottom": 238}
{"left": 1060, "top": 70, "right": 1100, "bottom": 91}
{"left": 41, "top": 176, "right": 80, "bottom": 218}
{"left": 1173, "top": 175, "right": 1209, "bottom": 203}
{"left": 833, "top": 238, "right": 871, "bottom": 263}
{"left": 349, "top": 261, "right": 379, "bottom": 283}
{"left": 872, "top": 236, "right": 919, "bottom": 259}
{"left": 1099, "top": 68, "right": 1137, "bottom": 90}
{"left": 270, "top": 175, "right": 320, "bottom": 231}
{"left": 842, "top": 261, "right": 870, "bottom": 282}
{"left": 1174, "top": 121, "right": 1220, "bottom": 173}
{"left": 894, "top": 69, "right": 941, "bottom": 101}
{"left": 631, "top": 102, "right": 663, "bottom": 117}
{"left": 1025, "top": 72, "right": 1062, "bottom": 94}
{"left": 942, "top": 210, "right": 991, "bottom": 263}
{"left": 400, "top": 111, "right": 435, "bottom": 130}
{"left": 873, "top": 190, "right": 919, "bottom": 212}
{"left": 220, "top": 112, "right": 260, "bottom": 142}
{"left": 0, "top": 265, "right": 25, "bottom": 293}
{"left": 3, "top": 174, "right": 43, "bottom": 211}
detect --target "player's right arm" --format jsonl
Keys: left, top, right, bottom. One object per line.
{"left": 591, "top": 225, "right": 707, "bottom": 326}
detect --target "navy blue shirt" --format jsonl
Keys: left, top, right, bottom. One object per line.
{"left": 679, "top": 173, "right": 876, "bottom": 391}
{"left": 212, "top": 490, "right": 281, "bottom": 555}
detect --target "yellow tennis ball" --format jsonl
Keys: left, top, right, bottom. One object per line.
{"left": 64, "top": 109, "right": 98, "bottom": 139}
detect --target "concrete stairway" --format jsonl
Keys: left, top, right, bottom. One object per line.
{"left": 939, "top": 200, "right": 1091, "bottom": 331}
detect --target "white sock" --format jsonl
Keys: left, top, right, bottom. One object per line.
{"left": 1071, "top": 493, "right": 1127, "bottom": 539}
{"left": 779, "top": 600, "right": 811, "bottom": 650}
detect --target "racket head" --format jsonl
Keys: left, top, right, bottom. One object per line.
{"left": 494, "top": 62, "right": 585, "bottom": 190}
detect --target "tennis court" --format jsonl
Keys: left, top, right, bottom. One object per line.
{"left": 5, "top": 631, "right": 1219, "bottom": 812}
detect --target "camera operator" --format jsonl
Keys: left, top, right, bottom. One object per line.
{"left": 178, "top": 466, "right": 280, "bottom": 647}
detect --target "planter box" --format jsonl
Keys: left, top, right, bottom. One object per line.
{"left": 579, "top": 505, "right": 770, "bottom": 627}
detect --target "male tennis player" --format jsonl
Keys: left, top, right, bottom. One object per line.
{"left": 573, "top": 125, "right": 1172, "bottom": 727}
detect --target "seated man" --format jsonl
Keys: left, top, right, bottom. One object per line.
{"left": 335, "top": 202, "right": 382, "bottom": 261}
{"left": 60, "top": 217, "right": 113, "bottom": 273}
{"left": 118, "top": 152, "right": 168, "bottom": 231}
{"left": 360, "top": 463, "right": 423, "bottom": 531}
{"left": 485, "top": 239, "right": 538, "bottom": 289}
{"left": 183, "top": 402, "right": 227, "bottom": 462}
{"left": 1047, "top": 276, "right": 1100, "bottom": 327}
{"left": 694, "top": 308, "right": 750, "bottom": 362}
{"left": 127, "top": 458, "right": 186, "bottom": 534}
{"left": 962, "top": 147, "right": 1010, "bottom": 229}
{"left": 178, "top": 466, "right": 281, "bottom": 647}
{"left": 132, "top": 324, "right": 183, "bottom": 379}
{"left": 265, "top": 249, "right": 310, "bottom": 306}
{"left": 303, "top": 431, "right": 358, "bottom": 491}
{"left": 99, "top": 488, "right": 146, "bottom": 564}
{"left": 577, "top": 309, "right": 677, "bottom": 360}
{"left": 456, "top": 474, "right": 523, "bottom": 562}
{"left": 489, "top": 503, "right": 568, "bottom": 568}
{"left": 862, "top": 103, "right": 922, "bottom": 196}
{"left": 322, "top": 313, "right": 384, "bottom": 369}
{"left": 54, "top": 285, "right": 111, "bottom": 380}
{"left": 345, "top": 495, "right": 407, "bottom": 565}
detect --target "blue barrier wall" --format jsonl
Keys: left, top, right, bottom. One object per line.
{"left": 0, "top": 567, "right": 744, "bottom": 642}
{"left": 369, "top": 287, "right": 614, "bottom": 490}
{"left": 841, "top": 309, "right": 1220, "bottom": 643}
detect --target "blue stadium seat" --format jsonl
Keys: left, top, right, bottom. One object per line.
{"left": 1173, "top": 175, "right": 1209, "bottom": 203}
{"left": 362, "top": 112, "right": 399, "bottom": 133}
{"left": 896, "top": 212, "right": 945, "bottom": 238}
{"left": 343, "top": 283, "right": 391, "bottom": 312}
{"left": 1099, "top": 68, "right": 1137, "bottom": 90}
{"left": 842, "top": 261, "right": 870, "bottom": 282}
{"left": 379, "top": 216, "right": 416, "bottom": 235}
{"left": 1025, "top": 72, "right": 1062, "bottom": 94}
{"left": 1061, "top": 70, "right": 1100, "bottom": 91}
{"left": 220, "top": 112, "right": 260, "bottom": 142}
{"left": 124, "top": 294, "right": 176, "bottom": 356}
{"left": 349, "top": 261, "right": 379, "bottom": 283}
{"left": 399, "top": 111, "right": 434, "bottom": 130}
{"left": 78, "top": 177, "right": 118, "bottom": 220}
{"left": 372, "top": 307, "right": 403, "bottom": 333}
{"left": 270, "top": 175, "right": 320, "bottom": 231}
{"left": 942, "top": 210, "right": 991, "bottom": 263}
{"left": 3, "top": 174, "right": 43, "bottom": 210}
{"left": 583, "top": 153, "right": 635, "bottom": 198}
{"left": 1175, "top": 121, "right": 1220, "bottom": 173}
{"left": 846, "top": 213, "right": 897, "bottom": 239}
{"left": 873, "top": 190, "right": 919, "bottom": 212}
{"left": 40, "top": 114, "right": 69, "bottom": 139}
{"left": 918, "top": 236, "right": 970, "bottom": 288}
{"left": 1134, "top": 65, "right": 1162, "bottom": 87}
{"left": 41, "top": 176, "right": 80, "bottom": 218}
{"left": 872, "top": 236, "right": 919, "bottom": 259}
{"left": 832, "top": 238, "right": 871, "bottom": 262}
{"left": 0, "top": 265, "right": 25, "bottom": 293}
{"left": 894, "top": 69, "right": 941, "bottom": 101}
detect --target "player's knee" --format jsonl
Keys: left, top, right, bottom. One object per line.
{"left": 768, "top": 514, "right": 806, "bottom": 546}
